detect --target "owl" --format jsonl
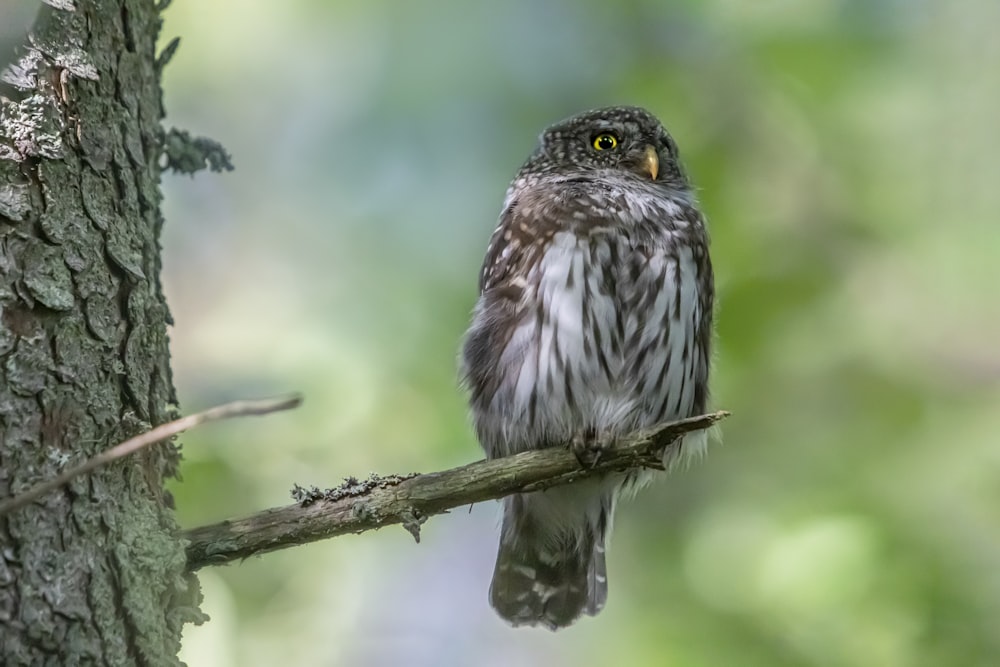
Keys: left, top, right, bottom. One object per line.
{"left": 461, "top": 106, "right": 714, "bottom": 629}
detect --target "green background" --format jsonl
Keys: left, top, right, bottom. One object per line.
{"left": 4, "top": 1, "right": 1000, "bottom": 665}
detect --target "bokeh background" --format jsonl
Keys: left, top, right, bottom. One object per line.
{"left": 4, "top": 1, "right": 1000, "bottom": 665}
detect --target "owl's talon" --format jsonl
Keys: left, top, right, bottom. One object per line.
{"left": 637, "top": 453, "right": 667, "bottom": 471}
{"left": 570, "top": 430, "right": 613, "bottom": 469}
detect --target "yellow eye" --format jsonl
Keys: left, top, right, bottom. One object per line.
{"left": 592, "top": 133, "right": 618, "bottom": 151}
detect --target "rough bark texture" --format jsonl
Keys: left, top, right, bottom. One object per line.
{"left": 0, "top": 1, "right": 202, "bottom": 664}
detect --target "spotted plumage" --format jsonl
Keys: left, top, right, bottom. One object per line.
{"left": 461, "top": 106, "right": 714, "bottom": 629}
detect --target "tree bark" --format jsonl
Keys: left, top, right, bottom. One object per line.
{"left": 0, "top": 1, "right": 201, "bottom": 664}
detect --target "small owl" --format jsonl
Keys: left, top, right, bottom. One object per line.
{"left": 461, "top": 106, "right": 714, "bottom": 629}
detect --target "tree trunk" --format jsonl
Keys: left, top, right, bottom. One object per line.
{"left": 0, "top": 1, "right": 200, "bottom": 664}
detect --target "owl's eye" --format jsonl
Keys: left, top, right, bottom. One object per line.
{"left": 592, "top": 133, "right": 618, "bottom": 151}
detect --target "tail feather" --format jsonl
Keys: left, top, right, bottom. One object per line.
{"left": 489, "top": 493, "right": 609, "bottom": 630}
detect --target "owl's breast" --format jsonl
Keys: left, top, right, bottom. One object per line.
{"left": 489, "top": 228, "right": 703, "bottom": 445}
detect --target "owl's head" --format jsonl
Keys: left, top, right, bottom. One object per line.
{"left": 523, "top": 106, "right": 687, "bottom": 188}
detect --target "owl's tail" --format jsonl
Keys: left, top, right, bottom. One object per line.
{"left": 489, "top": 491, "right": 610, "bottom": 630}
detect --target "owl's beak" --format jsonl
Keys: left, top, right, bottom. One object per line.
{"left": 643, "top": 145, "right": 659, "bottom": 181}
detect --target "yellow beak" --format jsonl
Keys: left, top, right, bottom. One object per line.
{"left": 644, "top": 145, "right": 659, "bottom": 181}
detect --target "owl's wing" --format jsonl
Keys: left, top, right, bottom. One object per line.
{"left": 479, "top": 192, "right": 568, "bottom": 295}
{"left": 463, "top": 201, "right": 543, "bottom": 419}
{"left": 479, "top": 203, "right": 521, "bottom": 294}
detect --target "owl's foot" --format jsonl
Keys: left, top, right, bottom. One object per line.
{"left": 570, "top": 428, "right": 614, "bottom": 469}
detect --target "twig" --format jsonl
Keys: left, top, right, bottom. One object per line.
{"left": 184, "top": 410, "right": 729, "bottom": 571}
{"left": 0, "top": 394, "right": 303, "bottom": 517}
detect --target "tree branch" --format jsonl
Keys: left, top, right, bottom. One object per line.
{"left": 0, "top": 394, "right": 303, "bottom": 517}
{"left": 184, "top": 410, "right": 729, "bottom": 571}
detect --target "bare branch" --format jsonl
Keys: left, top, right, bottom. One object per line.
{"left": 184, "top": 410, "right": 729, "bottom": 571}
{"left": 0, "top": 394, "right": 303, "bottom": 517}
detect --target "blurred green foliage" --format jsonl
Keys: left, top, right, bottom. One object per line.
{"left": 9, "top": 0, "right": 1000, "bottom": 664}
